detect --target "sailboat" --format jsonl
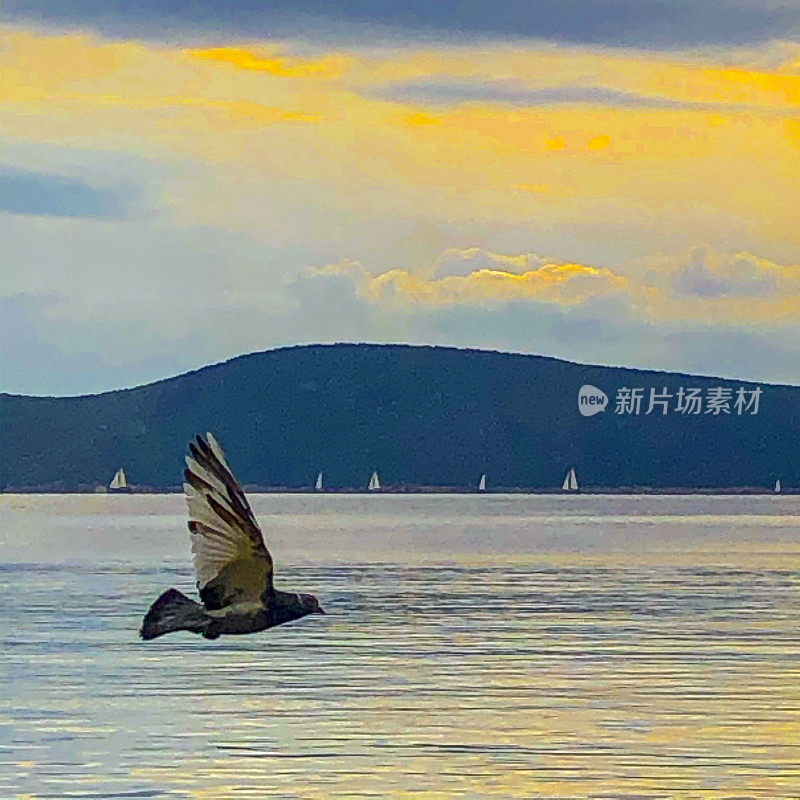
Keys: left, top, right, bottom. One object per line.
{"left": 315, "top": 471, "right": 324, "bottom": 491}
{"left": 109, "top": 468, "right": 129, "bottom": 492}
{"left": 478, "top": 474, "right": 487, "bottom": 491}
{"left": 775, "top": 479, "right": 782, "bottom": 493}
{"left": 368, "top": 471, "right": 380, "bottom": 491}
{"left": 562, "top": 468, "right": 578, "bottom": 492}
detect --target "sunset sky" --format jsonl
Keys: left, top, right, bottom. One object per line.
{"left": 2, "top": 0, "right": 799, "bottom": 394}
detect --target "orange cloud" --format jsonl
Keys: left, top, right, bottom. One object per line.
{"left": 400, "top": 110, "right": 441, "bottom": 127}
{"left": 3, "top": 28, "right": 799, "bottom": 250}
{"left": 701, "top": 66, "right": 800, "bottom": 108}
{"left": 185, "top": 46, "right": 347, "bottom": 79}
{"left": 587, "top": 134, "right": 611, "bottom": 151}
{"left": 543, "top": 136, "right": 567, "bottom": 151}
{"left": 323, "top": 257, "right": 629, "bottom": 307}
{"left": 317, "top": 247, "right": 800, "bottom": 324}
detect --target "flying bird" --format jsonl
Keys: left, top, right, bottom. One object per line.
{"left": 140, "top": 433, "right": 325, "bottom": 640}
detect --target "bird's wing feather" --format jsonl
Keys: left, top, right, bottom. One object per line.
{"left": 184, "top": 433, "right": 273, "bottom": 610}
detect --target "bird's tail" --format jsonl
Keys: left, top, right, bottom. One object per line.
{"left": 139, "top": 588, "right": 215, "bottom": 640}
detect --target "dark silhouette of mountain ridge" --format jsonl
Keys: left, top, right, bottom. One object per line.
{"left": 1, "top": 343, "right": 798, "bottom": 490}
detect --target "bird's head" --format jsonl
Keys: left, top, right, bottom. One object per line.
{"left": 299, "top": 593, "right": 325, "bottom": 615}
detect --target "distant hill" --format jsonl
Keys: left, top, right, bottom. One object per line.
{"left": 1, "top": 344, "right": 798, "bottom": 491}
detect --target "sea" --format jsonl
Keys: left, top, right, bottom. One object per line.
{"left": 1, "top": 493, "right": 799, "bottom": 799}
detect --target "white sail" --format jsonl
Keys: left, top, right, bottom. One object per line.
{"left": 563, "top": 468, "right": 578, "bottom": 492}
{"left": 368, "top": 471, "right": 380, "bottom": 491}
{"left": 315, "top": 471, "right": 324, "bottom": 491}
{"left": 775, "top": 479, "right": 781, "bottom": 493}
{"left": 478, "top": 474, "right": 486, "bottom": 491}
{"left": 109, "top": 468, "right": 127, "bottom": 489}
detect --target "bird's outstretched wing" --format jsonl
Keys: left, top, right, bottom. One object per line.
{"left": 183, "top": 433, "right": 273, "bottom": 610}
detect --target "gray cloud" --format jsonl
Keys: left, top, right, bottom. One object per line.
{"left": 303, "top": 275, "right": 800, "bottom": 385}
{"left": 0, "top": 168, "right": 139, "bottom": 220}
{"left": 367, "top": 78, "right": 796, "bottom": 116}
{"left": 669, "top": 248, "right": 783, "bottom": 298}
{"left": 5, "top": 0, "right": 799, "bottom": 47}
{"left": 3, "top": 254, "right": 799, "bottom": 396}
{"left": 2, "top": 140, "right": 798, "bottom": 394}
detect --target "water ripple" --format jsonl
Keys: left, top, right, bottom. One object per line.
{"left": 1, "top": 494, "right": 799, "bottom": 799}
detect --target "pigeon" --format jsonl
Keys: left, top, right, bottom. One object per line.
{"left": 140, "top": 433, "right": 324, "bottom": 640}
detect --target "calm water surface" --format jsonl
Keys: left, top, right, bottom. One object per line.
{"left": 1, "top": 493, "right": 799, "bottom": 799}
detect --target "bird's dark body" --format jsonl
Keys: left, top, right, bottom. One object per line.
{"left": 208, "top": 590, "right": 315, "bottom": 636}
{"left": 139, "top": 434, "right": 324, "bottom": 642}
{"left": 140, "top": 587, "right": 319, "bottom": 640}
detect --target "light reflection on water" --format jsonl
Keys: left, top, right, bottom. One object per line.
{"left": 1, "top": 493, "right": 799, "bottom": 799}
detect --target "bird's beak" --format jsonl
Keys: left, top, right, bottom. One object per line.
{"left": 316, "top": 607, "right": 326, "bottom": 615}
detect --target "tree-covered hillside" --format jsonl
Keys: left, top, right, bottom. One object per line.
{"left": 1, "top": 344, "right": 798, "bottom": 490}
